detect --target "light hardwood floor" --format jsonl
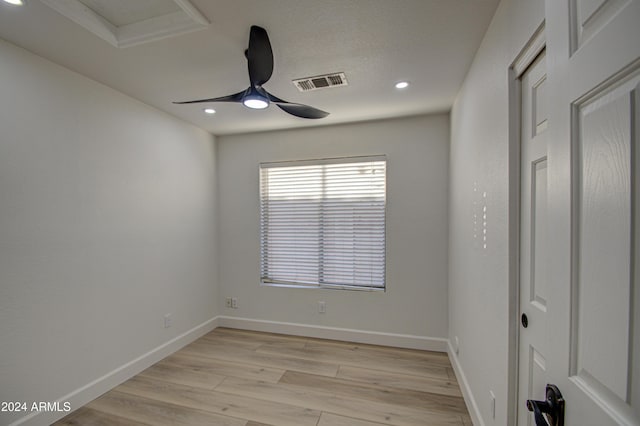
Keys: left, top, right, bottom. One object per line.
{"left": 54, "top": 328, "right": 471, "bottom": 426}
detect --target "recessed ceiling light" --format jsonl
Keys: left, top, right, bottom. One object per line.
{"left": 395, "top": 81, "right": 410, "bottom": 89}
{"left": 3, "top": 0, "right": 25, "bottom": 5}
{"left": 203, "top": 108, "right": 216, "bottom": 115}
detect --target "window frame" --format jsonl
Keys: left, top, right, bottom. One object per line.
{"left": 259, "top": 155, "right": 387, "bottom": 292}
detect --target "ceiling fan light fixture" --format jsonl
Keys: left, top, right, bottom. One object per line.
{"left": 243, "top": 97, "right": 269, "bottom": 109}
{"left": 242, "top": 87, "right": 270, "bottom": 109}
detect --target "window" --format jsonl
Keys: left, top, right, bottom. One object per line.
{"left": 260, "top": 156, "right": 386, "bottom": 291}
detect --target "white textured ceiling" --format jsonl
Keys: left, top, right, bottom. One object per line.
{"left": 0, "top": 0, "right": 499, "bottom": 135}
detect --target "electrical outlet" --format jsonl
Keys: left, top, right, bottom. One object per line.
{"left": 225, "top": 297, "right": 232, "bottom": 308}
{"left": 231, "top": 297, "right": 238, "bottom": 309}
{"left": 318, "top": 301, "right": 326, "bottom": 313}
{"left": 164, "top": 313, "right": 172, "bottom": 328}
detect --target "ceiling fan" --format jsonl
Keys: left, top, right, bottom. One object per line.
{"left": 173, "top": 26, "right": 329, "bottom": 119}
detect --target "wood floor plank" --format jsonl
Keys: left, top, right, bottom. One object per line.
{"left": 337, "top": 365, "right": 461, "bottom": 396}
{"left": 87, "top": 390, "right": 247, "bottom": 426}
{"left": 256, "top": 339, "right": 310, "bottom": 351}
{"left": 279, "top": 370, "right": 468, "bottom": 415}
{"left": 138, "top": 360, "right": 225, "bottom": 390}
{"left": 115, "top": 375, "right": 321, "bottom": 426}
{"left": 199, "top": 332, "right": 264, "bottom": 350}
{"left": 313, "top": 342, "right": 451, "bottom": 368}
{"left": 205, "top": 328, "right": 308, "bottom": 349}
{"left": 53, "top": 406, "right": 149, "bottom": 426}
{"left": 163, "top": 351, "right": 285, "bottom": 383}
{"left": 212, "top": 327, "right": 310, "bottom": 344}
{"left": 256, "top": 343, "right": 449, "bottom": 377}
{"left": 447, "top": 367, "right": 458, "bottom": 381}
{"left": 215, "top": 376, "right": 465, "bottom": 426}
{"left": 318, "top": 412, "right": 390, "bottom": 426}
{"left": 304, "top": 338, "right": 451, "bottom": 366}
{"left": 201, "top": 333, "right": 306, "bottom": 351}
{"left": 181, "top": 339, "right": 339, "bottom": 377}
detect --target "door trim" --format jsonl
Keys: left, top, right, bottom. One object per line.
{"left": 508, "top": 21, "right": 546, "bottom": 426}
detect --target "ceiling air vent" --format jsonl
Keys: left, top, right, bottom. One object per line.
{"left": 292, "top": 72, "right": 348, "bottom": 92}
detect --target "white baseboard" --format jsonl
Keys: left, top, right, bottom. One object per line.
{"left": 447, "top": 340, "right": 484, "bottom": 426}
{"left": 217, "top": 315, "right": 448, "bottom": 352}
{"left": 12, "top": 316, "right": 219, "bottom": 426}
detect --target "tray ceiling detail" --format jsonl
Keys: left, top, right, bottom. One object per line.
{"left": 39, "top": 0, "right": 209, "bottom": 48}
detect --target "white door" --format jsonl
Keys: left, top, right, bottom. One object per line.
{"left": 518, "top": 48, "right": 550, "bottom": 426}
{"left": 543, "top": 0, "right": 640, "bottom": 424}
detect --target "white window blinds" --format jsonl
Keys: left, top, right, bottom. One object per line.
{"left": 260, "top": 156, "right": 386, "bottom": 290}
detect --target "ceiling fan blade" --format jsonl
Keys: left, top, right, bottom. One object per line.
{"left": 173, "top": 89, "right": 246, "bottom": 104}
{"left": 275, "top": 102, "right": 329, "bottom": 119}
{"left": 246, "top": 25, "right": 273, "bottom": 86}
{"left": 266, "top": 91, "right": 329, "bottom": 119}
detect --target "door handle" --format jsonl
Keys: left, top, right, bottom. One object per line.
{"left": 526, "top": 384, "right": 564, "bottom": 426}
{"left": 527, "top": 399, "right": 552, "bottom": 425}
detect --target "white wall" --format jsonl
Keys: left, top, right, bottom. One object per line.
{"left": 0, "top": 39, "right": 218, "bottom": 425}
{"left": 448, "top": 0, "right": 544, "bottom": 424}
{"left": 216, "top": 114, "right": 449, "bottom": 345}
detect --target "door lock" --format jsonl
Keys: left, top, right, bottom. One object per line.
{"left": 526, "top": 384, "right": 564, "bottom": 426}
{"left": 521, "top": 313, "right": 529, "bottom": 328}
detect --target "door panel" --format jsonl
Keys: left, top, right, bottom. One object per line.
{"left": 531, "top": 158, "right": 548, "bottom": 310}
{"left": 573, "top": 78, "right": 635, "bottom": 404}
{"left": 570, "top": 0, "right": 631, "bottom": 54}
{"left": 545, "top": 0, "right": 640, "bottom": 423}
{"left": 530, "top": 347, "right": 548, "bottom": 409}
